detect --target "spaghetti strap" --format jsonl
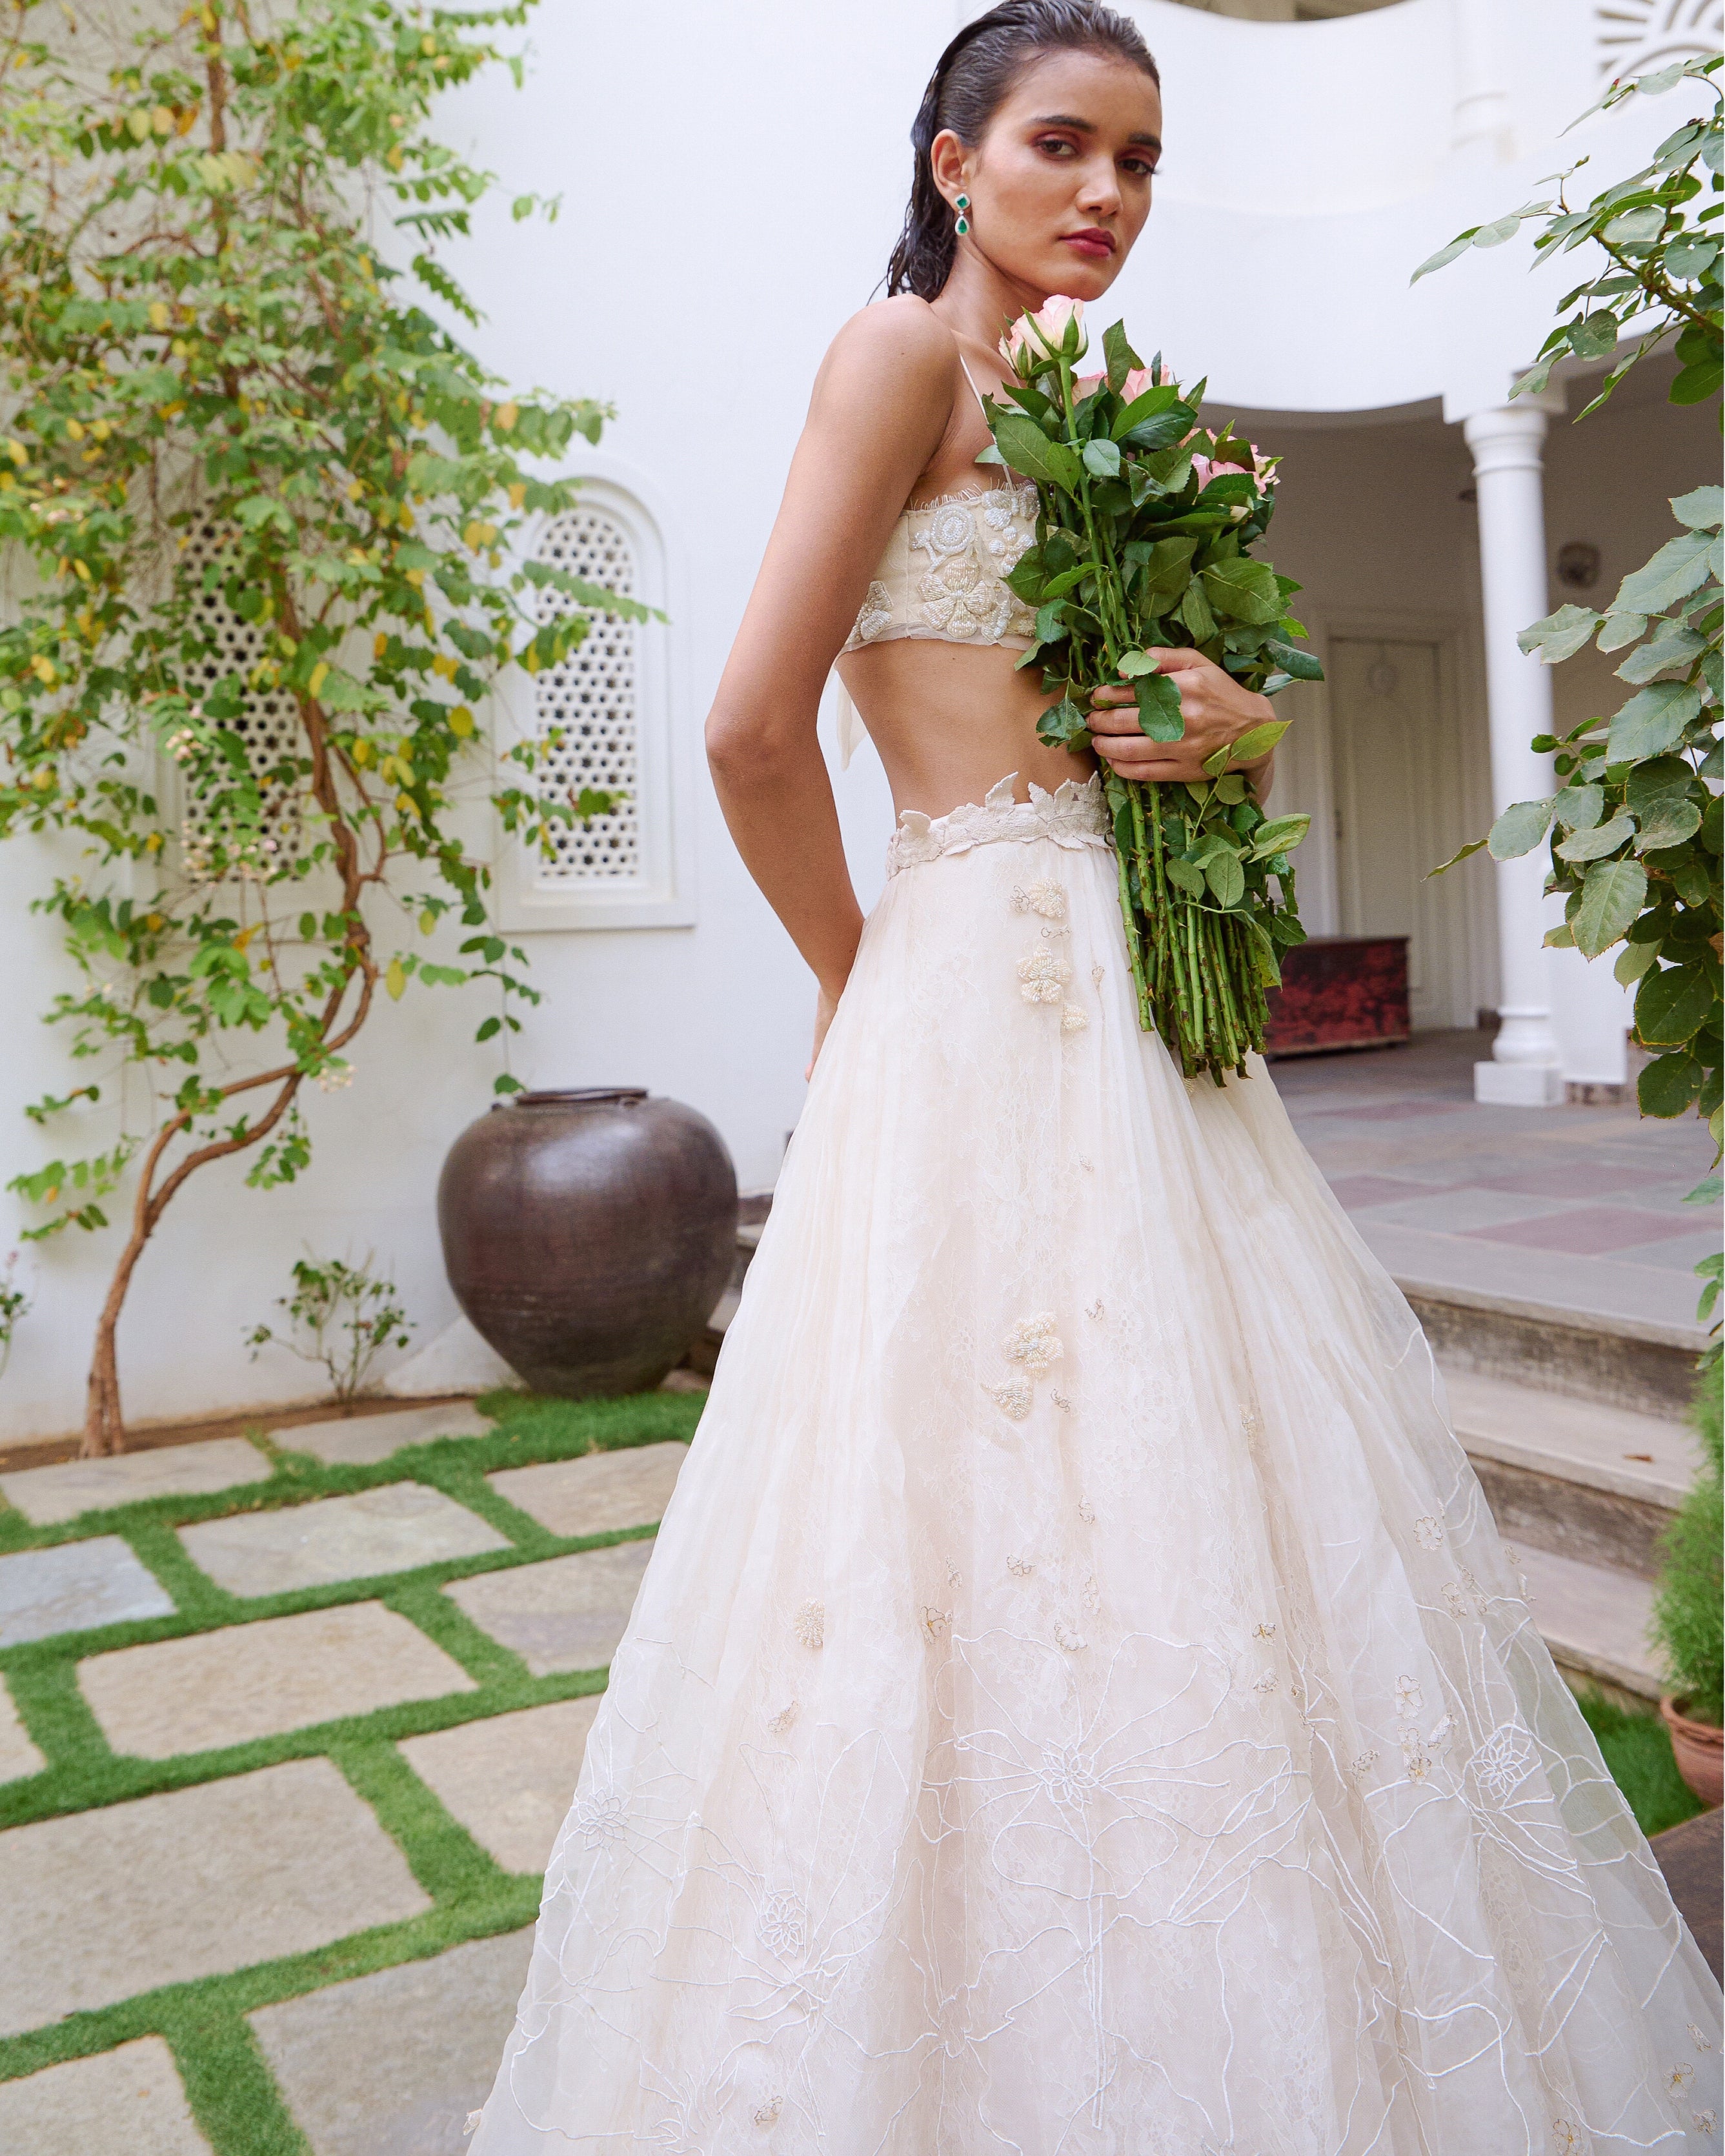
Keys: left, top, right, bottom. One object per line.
{"left": 956, "top": 351, "right": 991, "bottom": 419}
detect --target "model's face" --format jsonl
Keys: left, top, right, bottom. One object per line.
{"left": 933, "top": 48, "right": 1162, "bottom": 303}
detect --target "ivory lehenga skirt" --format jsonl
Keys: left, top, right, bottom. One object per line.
{"left": 474, "top": 774, "right": 1722, "bottom": 2154}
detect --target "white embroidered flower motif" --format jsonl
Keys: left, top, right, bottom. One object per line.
{"left": 1413, "top": 1514, "right": 1445, "bottom": 1551}
{"left": 1053, "top": 1622, "right": 1087, "bottom": 1652}
{"left": 1400, "top": 1713, "right": 1453, "bottom": 1785}
{"left": 573, "top": 1787, "right": 627, "bottom": 1848}
{"left": 1039, "top": 1740, "right": 1101, "bottom": 1811}
{"left": 1005, "top": 1311, "right": 1064, "bottom": 1377}
{"left": 1083, "top": 1572, "right": 1101, "bottom": 1614}
{"left": 1671, "top": 2062, "right": 1697, "bottom": 2095}
{"left": 760, "top": 1890, "right": 807, "bottom": 1960}
{"left": 1091, "top": 961, "right": 1105, "bottom": 986}
{"left": 983, "top": 1374, "right": 1033, "bottom": 1420}
{"left": 1017, "top": 947, "right": 1071, "bottom": 1004}
{"left": 853, "top": 579, "right": 893, "bottom": 642}
{"left": 1007, "top": 1553, "right": 1035, "bottom": 1577}
{"left": 1394, "top": 1675, "right": 1424, "bottom": 1717}
{"left": 922, "top": 1605, "right": 949, "bottom": 1641}
{"left": 1690, "top": 2024, "right": 1715, "bottom": 2053}
{"left": 794, "top": 1600, "right": 825, "bottom": 1650}
{"left": 1349, "top": 1748, "right": 1379, "bottom": 1778}
{"left": 1086, "top": 1299, "right": 1104, "bottom": 1320}
{"left": 947, "top": 1560, "right": 963, "bottom": 1586}
{"left": 1253, "top": 1671, "right": 1279, "bottom": 1697}
{"left": 753, "top": 2095, "right": 784, "bottom": 2126}
{"left": 767, "top": 1700, "right": 798, "bottom": 1734}
{"left": 1693, "top": 2108, "right": 1717, "bottom": 2137}
{"left": 1551, "top": 2124, "right": 1579, "bottom": 2154}
{"left": 1241, "top": 1406, "right": 1264, "bottom": 1442}
{"left": 1051, "top": 1387, "right": 1075, "bottom": 1413}
{"left": 1442, "top": 1582, "right": 1468, "bottom": 1620}
{"left": 1469, "top": 1722, "right": 1537, "bottom": 1804}
{"left": 1011, "top": 878, "right": 1066, "bottom": 920}
{"left": 1060, "top": 1003, "right": 1088, "bottom": 1035}
{"left": 1077, "top": 1497, "right": 1096, "bottom": 1524}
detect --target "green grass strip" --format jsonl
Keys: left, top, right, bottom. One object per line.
{"left": 1576, "top": 1687, "right": 1704, "bottom": 1839}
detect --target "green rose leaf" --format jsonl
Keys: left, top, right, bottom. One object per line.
{"left": 1226, "top": 719, "right": 1289, "bottom": 766}
{"left": 1136, "top": 535, "right": 1200, "bottom": 601}
{"left": 1109, "top": 381, "right": 1180, "bottom": 439}
{"left": 1635, "top": 800, "right": 1703, "bottom": 852}
{"left": 1102, "top": 318, "right": 1142, "bottom": 392}
{"left": 1518, "top": 604, "right": 1602, "bottom": 663}
{"left": 992, "top": 412, "right": 1085, "bottom": 497}
{"left": 1083, "top": 437, "right": 1122, "bottom": 480}
{"left": 1262, "top": 637, "right": 1324, "bottom": 681}
{"left": 1615, "top": 625, "right": 1706, "bottom": 683}
{"left": 1134, "top": 671, "right": 1185, "bottom": 743}
{"left": 1205, "top": 852, "right": 1246, "bottom": 909}
{"left": 1411, "top": 227, "right": 1481, "bottom": 281}
{"left": 1615, "top": 938, "right": 1659, "bottom": 985}
{"left": 1178, "top": 579, "right": 1218, "bottom": 643}
{"left": 1555, "top": 782, "right": 1605, "bottom": 832}
{"left": 1554, "top": 812, "right": 1636, "bottom": 863}
{"left": 1487, "top": 797, "right": 1555, "bottom": 859}
{"left": 1427, "top": 836, "right": 1488, "bottom": 878}
{"left": 1116, "top": 648, "right": 1158, "bottom": 678}
{"left": 1626, "top": 753, "right": 1699, "bottom": 823}
{"left": 1597, "top": 611, "right": 1650, "bottom": 652}
{"left": 1165, "top": 856, "right": 1205, "bottom": 897}
{"left": 1252, "top": 812, "right": 1311, "bottom": 856}
{"left": 1607, "top": 680, "right": 1702, "bottom": 761}
{"left": 1613, "top": 530, "right": 1713, "bottom": 613}
{"left": 1035, "top": 697, "right": 1090, "bottom": 749}
{"left": 1638, "top": 1050, "right": 1703, "bottom": 1119}
{"left": 1201, "top": 557, "right": 1283, "bottom": 626}
{"left": 1571, "top": 856, "right": 1648, "bottom": 956}
{"left": 1670, "top": 484, "right": 1724, "bottom": 531}
{"left": 1635, "top": 962, "right": 1718, "bottom": 1047}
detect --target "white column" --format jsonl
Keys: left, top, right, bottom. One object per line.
{"left": 1450, "top": 0, "right": 1513, "bottom": 158}
{"left": 1464, "top": 403, "right": 1564, "bottom": 1107}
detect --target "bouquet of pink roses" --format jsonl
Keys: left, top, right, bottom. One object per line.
{"left": 981, "top": 296, "right": 1318, "bottom": 1085}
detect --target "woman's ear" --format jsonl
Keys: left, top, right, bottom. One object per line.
{"left": 928, "top": 128, "right": 969, "bottom": 208}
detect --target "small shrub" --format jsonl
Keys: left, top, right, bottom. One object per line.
{"left": 247, "top": 1254, "right": 414, "bottom": 1407}
{"left": 1650, "top": 1362, "right": 1724, "bottom": 1726}
{"left": 0, "top": 1253, "right": 28, "bottom": 1381}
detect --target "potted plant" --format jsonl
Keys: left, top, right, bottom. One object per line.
{"left": 1653, "top": 1360, "right": 1723, "bottom": 1808}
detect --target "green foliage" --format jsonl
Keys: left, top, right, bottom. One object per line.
{"left": 1426, "top": 54, "right": 1722, "bottom": 1343}
{"left": 0, "top": 0, "right": 646, "bottom": 1446}
{"left": 985, "top": 326, "right": 1318, "bottom": 1083}
{"left": 1651, "top": 1362, "right": 1724, "bottom": 1725}
{"left": 0, "top": 1251, "right": 28, "bottom": 1378}
{"left": 245, "top": 1252, "right": 412, "bottom": 1402}
{"left": 1574, "top": 1689, "right": 1705, "bottom": 1837}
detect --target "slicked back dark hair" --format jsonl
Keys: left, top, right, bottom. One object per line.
{"left": 885, "top": 1, "right": 1160, "bottom": 302}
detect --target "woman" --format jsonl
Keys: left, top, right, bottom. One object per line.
{"left": 475, "top": 5, "right": 1722, "bottom": 2147}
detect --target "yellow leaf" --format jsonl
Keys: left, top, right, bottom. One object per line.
{"left": 432, "top": 654, "right": 456, "bottom": 680}
{"left": 73, "top": 559, "right": 90, "bottom": 581}
{"left": 152, "top": 105, "right": 173, "bottom": 135}
{"left": 374, "top": 631, "right": 388, "bottom": 660}
{"left": 148, "top": 301, "right": 170, "bottom": 330}
{"left": 65, "top": 418, "right": 84, "bottom": 442}
{"left": 387, "top": 145, "right": 403, "bottom": 172}
{"left": 5, "top": 439, "right": 26, "bottom": 465}
{"left": 404, "top": 567, "right": 424, "bottom": 589}
{"left": 145, "top": 831, "right": 164, "bottom": 852}
{"left": 126, "top": 108, "right": 150, "bottom": 140}
{"left": 450, "top": 705, "right": 474, "bottom": 738}
{"left": 30, "top": 656, "right": 56, "bottom": 685}
{"left": 507, "top": 481, "right": 526, "bottom": 511}
{"left": 44, "top": 1187, "right": 58, "bottom": 1205}
{"left": 348, "top": 478, "right": 363, "bottom": 501}
{"left": 463, "top": 521, "right": 483, "bottom": 550}
{"left": 308, "top": 661, "right": 329, "bottom": 698}
{"left": 145, "top": 912, "right": 164, "bottom": 930}
{"left": 419, "top": 909, "right": 436, "bottom": 934}
{"left": 91, "top": 419, "right": 110, "bottom": 441}
{"left": 234, "top": 923, "right": 261, "bottom": 952}
{"left": 396, "top": 792, "right": 415, "bottom": 816}
{"left": 385, "top": 958, "right": 406, "bottom": 1000}
{"left": 350, "top": 738, "right": 370, "bottom": 766}
{"left": 494, "top": 402, "right": 518, "bottom": 432}
{"left": 420, "top": 31, "right": 436, "bottom": 52}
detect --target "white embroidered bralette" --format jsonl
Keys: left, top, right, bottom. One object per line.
{"left": 831, "top": 354, "right": 1040, "bottom": 769}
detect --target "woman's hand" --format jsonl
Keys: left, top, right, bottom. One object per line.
{"left": 807, "top": 983, "right": 843, "bottom": 1080}
{"left": 1087, "top": 649, "right": 1275, "bottom": 792}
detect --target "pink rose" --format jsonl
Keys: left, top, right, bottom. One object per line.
{"left": 1120, "top": 366, "right": 1158, "bottom": 402}
{"left": 999, "top": 295, "right": 1088, "bottom": 373}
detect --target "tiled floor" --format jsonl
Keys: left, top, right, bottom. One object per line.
{"left": 1271, "top": 1031, "right": 1717, "bottom": 1336}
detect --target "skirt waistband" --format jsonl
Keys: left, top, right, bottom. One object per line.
{"left": 885, "top": 772, "right": 1110, "bottom": 877}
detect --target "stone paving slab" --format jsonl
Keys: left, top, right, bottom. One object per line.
{"left": 281, "top": 1402, "right": 494, "bottom": 1469}
{"left": 248, "top": 1928, "right": 532, "bottom": 2156}
{"left": 81, "top": 1602, "right": 478, "bottom": 1760}
{"left": 0, "top": 1757, "right": 430, "bottom": 2037}
{"left": 445, "top": 1541, "right": 652, "bottom": 1676}
{"left": 179, "top": 1482, "right": 509, "bottom": 1596}
{"left": 0, "top": 1676, "right": 45, "bottom": 1783}
{"left": 0, "top": 1536, "right": 175, "bottom": 1648}
{"left": 0, "top": 2036, "right": 211, "bottom": 2154}
{"left": 399, "top": 1697, "right": 599, "bottom": 1873}
{"left": 0, "top": 1436, "right": 273, "bottom": 1527}
{"left": 489, "top": 1440, "right": 687, "bottom": 1538}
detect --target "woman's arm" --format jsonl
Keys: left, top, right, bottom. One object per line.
{"left": 705, "top": 301, "right": 958, "bottom": 1040}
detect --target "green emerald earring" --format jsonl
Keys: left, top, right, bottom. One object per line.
{"left": 954, "top": 193, "right": 971, "bottom": 236}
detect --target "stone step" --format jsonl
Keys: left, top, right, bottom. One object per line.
{"left": 1515, "top": 1542, "right": 1663, "bottom": 1706}
{"left": 1447, "top": 1369, "right": 1691, "bottom": 1581}
{"left": 1404, "top": 1279, "right": 1701, "bottom": 1419}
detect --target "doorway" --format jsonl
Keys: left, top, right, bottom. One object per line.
{"left": 1327, "top": 635, "right": 1476, "bottom": 1031}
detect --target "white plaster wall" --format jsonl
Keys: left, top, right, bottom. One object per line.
{"left": 1, "top": 0, "right": 1712, "bottom": 1439}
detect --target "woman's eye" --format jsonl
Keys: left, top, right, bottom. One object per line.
{"left": 1033, "top": 136, "right": 1076, "bottom": 157}
{"left": 1122, "top": 156, "right": 1157, "bottom": 178}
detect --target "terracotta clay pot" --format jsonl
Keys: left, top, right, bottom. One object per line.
{"left": 438, "top": 1088, "right": 736, "bottom": 1398}
{"left": 1660, "top": 1695, "right": 1724, "bottom": 1811}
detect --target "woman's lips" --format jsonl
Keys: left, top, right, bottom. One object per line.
{"left": 1060, "top": 228, "right": 1116, "bottom": 261}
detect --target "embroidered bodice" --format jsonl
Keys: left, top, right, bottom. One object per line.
{"left": 885, "top": 771, "right": 1108, "bottom": 877}
{"left": 842, "top": 478, "right": 1040, "bottom": 655}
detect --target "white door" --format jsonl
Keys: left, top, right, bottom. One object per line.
{"left": 1327, "top": 636, "right": 1475, "bottom": 1031}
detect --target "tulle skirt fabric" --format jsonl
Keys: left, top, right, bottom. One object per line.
{"left": 474, "top": 776, "right": 1722, "bottom": 2154}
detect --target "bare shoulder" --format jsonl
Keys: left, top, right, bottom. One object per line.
{"left": 813, "top": 296, "right": 960, "bottom": 414}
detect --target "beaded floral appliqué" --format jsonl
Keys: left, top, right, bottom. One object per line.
{"left": 1017, "top": 947, "right": 1071, "bottom": 1005}
{"left": 794, "top": 1600, "right": 825, "bottom": 1650}
{"left": 1011, "top": 879, "right": 1066, "bottom": 920}
{"left": 1005, "top": 1311, "right": 1064, "bottom": 1376}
